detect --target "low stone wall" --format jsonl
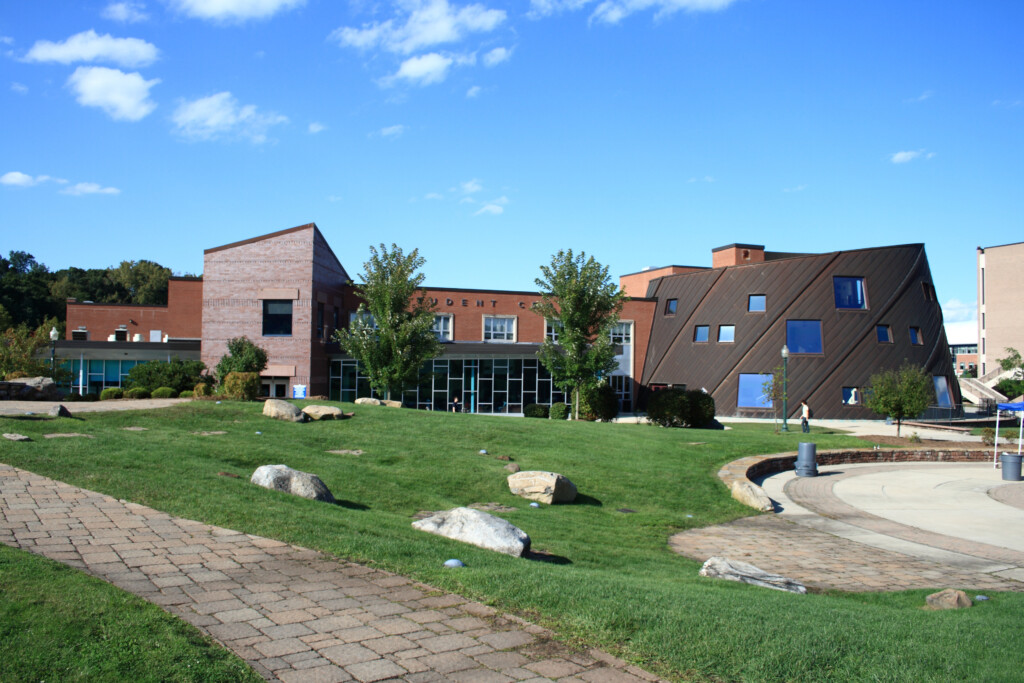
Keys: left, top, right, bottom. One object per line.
{"left": 719, "top": 449, "right": 992, "bottom": 512}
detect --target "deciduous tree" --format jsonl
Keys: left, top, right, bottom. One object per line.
{"left": 865, "top": 362, "right": 933, "bottom": 437}
{"left": 333, "top": 244, "right": 441, "bottom": 401}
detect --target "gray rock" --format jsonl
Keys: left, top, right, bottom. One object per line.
{"left": 412, "top": 507, "right": 531, "bottom": 557}
{"left": 926, "top": 588, "right": 972, "bottom": 610}
{"left": 262, "top": 399, "right": 307, "bottom": 422}
{"left": 302, "top": 405, "right": 344, "bottom": 421}
{"left": 48, "top": 404, "right": 73, "bottom": 418}
{"left": 507, "top": 470, "right": 577, "bottom": 504}
{"left": 3, "top": 433, "right": 31, "bottom": 442}
{"left": 699, "top": 556, "right": 807, "bottom": 594}
{"left": 355, "top": 397, "right": 381, "bottom": 406}
{"left": 504, "top": 462, "right": 521, "bottom": 474}
{"left": 250, "top": 464, "right": 335, "bottom": 502}
{"left": 730, "top": 480, "right": 774, "bottom": 513}
{"left": 7, "top": 377, "right": 61, "bottom": 401}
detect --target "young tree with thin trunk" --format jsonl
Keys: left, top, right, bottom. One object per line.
{"left": 864, "top": 362, "right": 933, "bottom": 437}
{"left": 533, "top": 249, "right": 625, "bottom": 420}
{"left": 333, "top": 244, "right": 441, "bottom": 401}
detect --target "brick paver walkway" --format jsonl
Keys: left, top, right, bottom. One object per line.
{"left": 0, "top": 464, "right": 664, "bottom": 683}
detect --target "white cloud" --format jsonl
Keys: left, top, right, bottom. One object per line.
{"left": 466, "top": 85, "right": 481, "bottom": 98}
{"left": 905, "top": 90, "right": 933, "bottom": 103}
{"left": 327, "top": 194, "right": 343, "bottom": 202}
{"left": 308, "top": 121, "right": 326, "bottom": 133}
{"left": 66, "top": 66, "right": 159, "bottom": 121}
{"left": 687, "top": 175, "right": 715, "bottom": 183}
{"left": 172, "top": 91, "right": 288, "bottom": 143}
{"left": 0, "top": 36, "right": 13, "bottom": 45}
{"left": 169, "top": 0, "right": 305, "bottom": 21}
{"left": 474, "top": 203, "right": 503, "bottom": 215}
{"left": 24, "top": 30, "right": 158, "bottom": 68}
{"left": 379, "top": 124, "right": 406, "bottom": 137}
{"left": 942, "top": 298, "right": 977, "bottom": 324}
{"left": 11, "top": 82, "right": 28, "bottom": 94}
{"left": 529, "top": 0, "right": 737, "bottom": 23}
{"left": 1, "top": 171, "right": 38, "bottom": 187}
{"left": 424, "top": 192, "right": 444, "bottom": 200}
{"left": 103, "top": 2, "right": 149, "bottom": 23}
{"left": 332, "top": 0, "right": 505, "bottom": 55}
{"left": 482, "top": 46, "right": 511, "bottom": 66}
{"left": 460, "top": 178, "right": 483, "bottom": 194}
{"left": 890, "top": 149, "right": 934, "bottom": 164}
{"left": 944, "top": 321, "right": 977, "bottom": 345}
{"left": 782, "top": 184, "right": 806, "bottom": 193}
{"left": 384, "top": 52, "right": 453, "bottom": 86}
{"left": 991, "top": 99, "right": 1023, "bottom": 108}
{"left": 61, "top": 182, "right": 121, "bottom": 196}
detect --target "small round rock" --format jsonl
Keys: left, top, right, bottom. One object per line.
{"left": 479, "top": 449, "right": 488, "bottom": 455}
{"left": 530, "top": 502, "right": 540, "bottom": 508}
{"left": 444, "top": 559, "right": 466, "bottom": 568}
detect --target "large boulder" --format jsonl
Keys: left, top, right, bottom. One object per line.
{"left": 48, "top": 404, "right": 73, "bottom": 418}
{"left": 699, "top": 556, "right": 806, "bottom": 594}
{"left": 250, "top": 464, "right": 335, "bottom": 502}
{"left": 355, "top": 397, "right": 381, "bottom": 406}
{"left": 926, "top": 589, "right": 972, "bottom": 610}
{"left": 7, "top": 377, "right": 61, "bottom": 401}
{"left": 263, "top": 399, "right": 307, "bottom": 422}
{"left": 507, "top": 471, "right": 577, "bottom": 504}
{"left": 412, "top": 507, "right": 530, "bottom": 557}
{"left": 302, "top": 405, "right": 344, "bottom": 421}
{"left": 730, "top": 480, "right": 774, "bottom": 512}
{"left": 382, "top": 399, "right": 403, "bottom": 408}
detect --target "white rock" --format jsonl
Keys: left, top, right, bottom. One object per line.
{"left": 730, "top": 480, "right": 774, "bottom": 513}
{"left": 250, "top": 464, "right": 335, "bottom": 502}
{"left": 3, "top": 433, "right": 31, "bottom": 442}
{"left": 263, "top": 399, "right": 307, "bottom": 422}
{"left": 699, "top": 556, "right": 806, "bottom": 594}
{"left": 412, "top": 507, "right": 530, "bottom": 557}
{"left": 355, "top": 397, "right": 381, "bottom": 406}
{"left": 507, "top": 471, "right": 577, "bottom": 504}
{"left": 302, "top": 405, "right": 344, "bottom": 421}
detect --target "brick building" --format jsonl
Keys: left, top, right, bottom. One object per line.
{"left": 977, "top": 241, "right": 1024, "bottom": 376}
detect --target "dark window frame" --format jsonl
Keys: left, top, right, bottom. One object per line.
{"left": 718, "top": 324, "right": 735, "bottom": 343}
{"left": 786, "top": 319, "right": 823, "bottom": 354}
{"left": 833, "top": 276, "right": 868, "bottom": 310}
{"left": 694, "top": 325, "right": 709, "bottom": 343}
{"left": 665, "top": 298, "right": 678, "bottom": 315}
{"left": 262, "top": 299, "right": 293, "bottom": 337}
{"left": 909, "top": 326, "right": 924, "bottom": 345}
{"left": 876, "top": 324, "right": 893, "bottom": 344}
{"left": 747, "top": 294, "right": 766, "bottom": 313}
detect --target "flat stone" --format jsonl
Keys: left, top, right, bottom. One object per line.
{"left": 263, "top": 399, "right": 308, "bottom": 423}
{"left": 355, "top": 397, "right": 381, "bottom": 406}
{"left": 3, "top": 433, "right": 31, "bottom": 441}
{"left": 699, "top": 556, "right": 806, "bottom": 594}
{"left": 43, "top": 433, "right": 94, "bottom": 439}
{"left": 328, "top": 449, "right": 364, "bottom": 456}
{"left": 304, "top": 405, "right": 345, "bottom": 421}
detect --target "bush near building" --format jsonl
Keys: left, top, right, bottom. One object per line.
{"left": 223, "top": 372, "right": 260, "bottom": 401}
{"left": 151, "top": 387, "right": 178, "bottom": 399}
{"left": 647, "top": 388, "right": 689, "bottom": 428}
{"left": 124, "top": 388, "right": 150, "bottom": 399}
{"left": 127, "top": 359, "right": 209, "bottom": 394}
{"left": 549, "top": 402, "right": 570, "bottom": 420}
{"left": 99, "top": 388, "right": 123, "bottom": 401}
{"left": 524, "top": 403, "right": 549, "bottom": 418}
{"left": 581, "top": 383, "right": 619, "bottom": 422}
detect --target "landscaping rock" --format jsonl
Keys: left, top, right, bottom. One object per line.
{"left": 193, "top": 430, "right": 227, "bottom": 436}
{"left": 122, "top": 427, "right": 148, "bottom": 431}
{"left": 699, "top": 556, "right": 806, "bottom": 594}
{"left": 504, "top": 462, "right": 521, "bottom": 474}
{"left": 730, "top": 480, "right": 775, "bottom": 513}
{"left": 262, "top": 399, "right": 307, "bottom": 423}
{"left": 507, "top": 470, "right": 577, "bottom": 504}
{"left": 412, "top": 507, "right": 531, "bottom": 557}
{"left": 3, "top": 433, "right": 31, "bottom": 442}
{"left": 48, "top": 404, "right": 73, "bottom": 418}
{"left": 5, "top": 377, "right": 61, "bottom": 401}
{"left": 43, "top": 433, "right": 94, "bottom": 439}
{"left": 382, "top": 399, "right": 403, "bottom": 408}
{"left": 327, "top": 449, "right": 364, "bottom": 456}
{"left": 926, "top": 589, "right": 972, "bottom": 610}
{"left": 302, "top": 405, "right": 344, "bottom": 421}
{"left": 250, "top": 464, "right": 335, "bottom": 502}
{"left": 355, "top": 397, "right": 381, "bottom": 406}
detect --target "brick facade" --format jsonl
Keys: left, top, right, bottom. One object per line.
{"left": 66, "top": 278, "right": 202, "bottom": 342}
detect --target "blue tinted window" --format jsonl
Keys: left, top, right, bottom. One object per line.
{"left": 748, "top": 295, "right": 766, "bottom": 312}
{"left": 876, "top": 325, "right": 892, "bottom": 343}
{"left": 834, "top": 277, "right": 866, "bottom": 309}
{"left": 909, "top": 327, "right": 923, "bottom": 345}
{"left": 787, "top": 320, "right": 823, "bottom": 354}
{"left": 665, "top": 299, "right": 678, "bottom": 315}
{"left": 933, "top": 376, "right": 952, "bottom": 408}
{"left": 718, "top": 325, "right": 735, "bottom": 343}
{"left": 694, "top": 325, "right": 709, "bottom": 343}
{"left": 738, "top": 373, "right": 773, "bottom": 408}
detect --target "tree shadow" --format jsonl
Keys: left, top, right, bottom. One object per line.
{"left": 525, "top": 550, "right": 572, "bottom": 565}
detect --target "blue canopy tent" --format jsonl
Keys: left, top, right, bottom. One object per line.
{"left": 993, "top": 402, "right": 1024, "bottom": 467}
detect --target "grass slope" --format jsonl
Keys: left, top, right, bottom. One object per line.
{"left": 1, "top": 402, "right": 1021, "bottom": 682}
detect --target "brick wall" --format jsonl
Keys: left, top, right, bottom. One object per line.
{"left": 65, "top": 278, "right": 202, "bottom": 341}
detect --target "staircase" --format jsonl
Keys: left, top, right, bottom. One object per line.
{"left": 959, "top": 376, "right": 1007, "bottom": 405}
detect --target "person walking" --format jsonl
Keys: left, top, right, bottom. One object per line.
{"left": 800, "top": 400, "right": 811, "bottom": 433}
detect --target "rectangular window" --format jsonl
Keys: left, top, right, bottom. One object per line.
{"left": 349, "top": 311, "right": 377, "bottom": 329}
{"left": 738, "top": 373, "right": 773, "bottom": 408}
{"left": 609, "top": 321, "right": 631, "bottom": 345}
{"left": 665, "top": 299, "right": 678, "bottom": 315}
{"left": 842, "top": 387, "right": 861, "bottom": 405}
{"left": 432, "top": 314, "right": 452, "bottom": 341}
{"left": 933, "top": 376, "right": 953, "bottom": 408}
{"left": 262, "top": 300, "right": 293, "bottom": 336}
{"left": 748, "top": 294, "right": 766, "bottom": 312}
{"left": 909, "top": 327, "right": 923, "bottom": 345}
{"left": 333, "top": 306, "right": 339, "bottom": 333}
{"left": 877, "top": 324, "right": 892, "bottom": 343}
{"left": 718, "top": 325, "right": 735, "bottom": 343}
{"left": 834, "top": 276, "right": 867, "bottom": 309}
{"left": 484, "top": 316, "right": 515, "bottom": 342}
{"left": 545, "top": 320, "right": 561, "bottom": 342}
{"left": 921, "top": 282, "right": 936, "bottom": 302}
{"left": 694, "top": 325, "right": 709, "bottom": 343}
{"left": 317, "top": 302, "right": 325, "bottom": 339}
{"left": 787, "top": 320, "right": 823, "bottom": 354}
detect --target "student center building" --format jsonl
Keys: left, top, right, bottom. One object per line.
{"left": 59, "top": 223, "right": 960, "bottom": 419}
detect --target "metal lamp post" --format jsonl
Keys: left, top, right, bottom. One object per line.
{"left": 49, "top": 326, "right": 59, "bottom": 377}
{"left": 781, "top": 344, "right": 790, "bottom": 432}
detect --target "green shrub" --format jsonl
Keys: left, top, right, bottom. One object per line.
{"left": 215, "top": 337, "right": 269, "bottom": 382}
{"left": 549, "top": 402, "right": 570, "bottom": 420}
{"left": 647, "top": 388, "right": 689, "bottom": 428}
{"left": 99, "top": 387, "right": 124, "bottom": 401}
{"left": 686, "top": 389, "right": 716, "bottom": 427}
{"left": 982, "top": 428, "right": 997, "bottom": 446}
{"left": 82, "top": 393, "right": 99, "bottom": 402}
{"left": 223, "top": 372, "right": 260, "bottom": 401}
{"left": 65, "top": 392, "right": 83, "bottom": 402}
{"left": 524, "top": 403, "right": 549, "bottom": 419}
{"left": 151, "top": 386, "right": 178, "bottom": 399}
{"left": 907, "top": 432, "right": 922, "bottom": 444}
{"left": 127, "top": 358, "right": 209, "bottom": 394}
{"left": 995, "top": 378, "right": 1024, "bottom": 400}
{"left": 194, "top": 382, "right": 213, "bottom": 398}
{"left": 581, "top": 383, "right": 619, "bottom": 422}
{"left": 124, "top": 387, "right": 150, "bottom": 399}
{"left": 179, "top": 389, "right": 195, "bottom": 398}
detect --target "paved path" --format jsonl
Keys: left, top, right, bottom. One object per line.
{"left": 0, "top": 398, "right": 192, "bottom": 415}
{"left": 0, "top": 464, "right": 663, "bottom": 683}
{"left": 671, "top": 462, "right": 1024, "bottom": 593}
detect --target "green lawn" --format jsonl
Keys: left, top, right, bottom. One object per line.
{"left": 2, "top": 401, "right": 1021, "bottom": 682}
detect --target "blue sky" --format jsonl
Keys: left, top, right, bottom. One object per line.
{"left": 2, "top": 0, "right": 1021, "bottom": 343}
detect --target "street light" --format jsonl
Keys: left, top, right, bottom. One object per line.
{"left": 49, "top": 326, "right": 59, "bottom": 377}
{"left": 780, "top": 344, "right": 790, "bottom": 433}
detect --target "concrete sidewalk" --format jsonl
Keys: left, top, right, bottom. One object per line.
{"left": 0, "top": 463, "right": 664, "bottom": 683}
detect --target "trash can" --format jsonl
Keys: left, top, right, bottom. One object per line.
{"left": 1000, "top": 453, "right": 1023, "bottom": 482}
{"left": 291, "top": 384, "right": 307, "bottom": 399}
{"left": 796, "top": 442, "right": 818, "bottom": 477}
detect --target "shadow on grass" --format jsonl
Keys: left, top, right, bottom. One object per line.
{"left": 573, "top": 493, "right": 602, "bottom": 507}
{"left": 525, "top": 550, "right": 572, "bottom": 565}
{"left": 2, "top": 415, "right": 83, "bottom": 421}
{"left": 335, "top": 499, "right": 370, "bottom": 510}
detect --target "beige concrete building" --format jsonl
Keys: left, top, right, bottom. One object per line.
{"left": 977, "top": 240, "right": 1024, "bottom": 376}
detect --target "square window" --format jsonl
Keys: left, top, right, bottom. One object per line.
{"left": 545, "top": 320, "right": 561, "bottom": 342}
{"left": 432, "top": 315, "right": 452, "bottom": 341}
{"left": 842, "top": 387, "right": 861, "bottom": 405}
{"left": 876, "top": 324, "right": 892, "bottom": 343}
{"left": 834, "top": 276, "right": 867, "bottom": 309}
{"left": 786, "top": 320, "right": 823, "bottom": 354}
{"left": 718, "top": 325, "right": 735, "bottom": 343}
{"left": 484, "top": 316, "right": 515, "bottom": 342}
{"left": 909, "top": 327, "right": 923, "bottom": 345}
{"left": 609, "top": 321, "right": 631, "bottom": 345}
{"left": 738, "top": 373, "right": 773, "bottom": 408}
{"left": 665, "top": 298, "right": 678, "bottom": 315}
{"left": 694, "top": 325, "right": 709, "bottom": 343}
{"left": 262, "top": 300, "right": 293, "bottom": 336}
{"left": 748, "top": 294, "right": 766, "bottom": 312}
